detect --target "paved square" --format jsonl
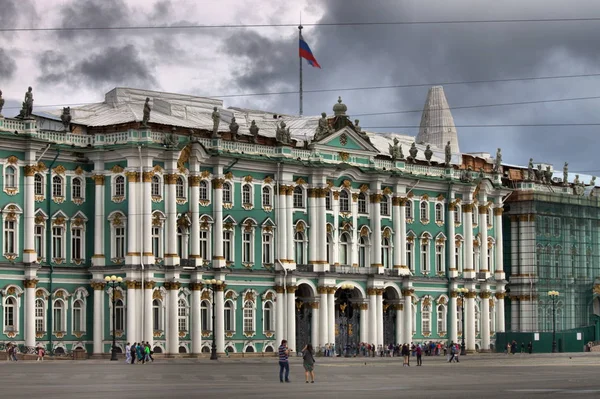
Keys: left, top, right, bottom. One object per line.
{"left": 1, "top": 353, "right": 600, "bottom": 399}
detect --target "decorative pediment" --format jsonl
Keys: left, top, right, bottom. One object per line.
{"left": 223, "top": 215, "right": 237, "bottom": 230}
{"left": 314, "top": 126, "right": 379, "bottom": 154}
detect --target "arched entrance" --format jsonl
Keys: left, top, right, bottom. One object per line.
{"left": 383, "top": 286, "right": 401, "bottom": 346}
{"left": 335, "top": 286, "right": 360, "bottom": 356}
{"left": 295, "top": 283, "right": 314, "bottom": 352}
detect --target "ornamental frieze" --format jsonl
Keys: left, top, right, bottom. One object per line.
{"left": 24, "top": 165, "right": 36, "bottom": 176}
{"left": 92, "top": 175, "right": 105, "bottom": 185}
{"left": 111, "top": 165, "right": 124, "bottom": 174}
{"left": 7, "top": 155, "right": 18, "bottom": 164}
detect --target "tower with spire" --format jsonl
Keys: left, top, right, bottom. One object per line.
{"left": 416, "top": 86, "right": 460, "bottom": 154}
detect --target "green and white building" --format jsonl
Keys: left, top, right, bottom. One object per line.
{"left": 0, "top": 86, "right": 509, "bottom": 356}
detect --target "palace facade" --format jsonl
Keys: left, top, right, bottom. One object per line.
{"left": 0, "top": 86, "right": 510, "bottom": 356}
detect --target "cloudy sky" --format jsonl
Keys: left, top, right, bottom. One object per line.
{"left": 2, "top": 0, "right": 600, "bottom": 175}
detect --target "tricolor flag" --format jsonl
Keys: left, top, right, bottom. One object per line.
{"left": 299, "top": 36, "right": 321, "bottom": 68}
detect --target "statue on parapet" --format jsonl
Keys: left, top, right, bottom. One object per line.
{"left": 408, "top": 142, "right": 418, "bottom": 163}
{"left": 527, "top": 158, "right": 534, "bottom": 181}
{"left": 142, "top": 97, "right": 151, "bottom": 127}
{"left": 543, "top": 166, "right": 553, "bottom": 185}
{"left": 590, "top": 176, "right": 596, "bottom": 187}
{"left": 389, "top": 138, "right": 403, "bottom": 161}
{"left": 424, "top": 145, "right": 433, "bottom": 166}
{"left": 211, "top": 106, "right": 221, "bottom": 138}
{"left": 461, "top": 166, "right": 474, "bottom": 182}
{"left": 61, "top": 107, "right": 72, "bottom": 131}
{"left": 493, "top": 148, "right": 502, "bottom": 174}
{"left": 275, "top": 120, "right": 291, "bottom": 145}
{"left": 574, "top": 174, "right": 581, "bottom": 186}
{"left": 0, "top": 90, "right": 4, "bottom": 116}
{"left": 229, "top": 116, "right": 239, "bottom": 142}
{"left": 249, "top": 120, "right": 259, "bottom": 143}
{"left": 536, "top": 164, "right": 544, "bottom": 183}
{"left": 18, "top": 86, "right": 34, "bottom": 119}
{"left": 314, "top": 112, "right": 332, "bottom": 142}
{"left": 444, "top": 141, "right": 452, "bottom": 167}
{"left": 563, "top": 162, "right": 569, "bottom": 186}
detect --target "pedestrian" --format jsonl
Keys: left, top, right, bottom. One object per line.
{"left": 130, "top": 342, "right": 137, "bottom": 365}
{"left": 11, "top": 345, "right": 18, "bottom": 361}
{"left": 302, "top": 344, "right": 316, "bottom": 383}
{"left": 278, "top": 339, "right": 291, "bottom": 383}
{"left": 144, "top": 343, "right": 151, "bottom": 363}
{"left": 125, "top": 342, "right": 131, "bottom": 364}
{"left": 416, "top": 344, "right": 423, "bottom": 366}
{"left": 401, "top": 343, "right": 410, "bottom": 367}
{"left": 528, "top": 342, "right": 533, "bottom": 354}
{"left": 147, "top": 342, "right": 154, "bottom": 362}
{"left": 36, "top": 346, "right": 45, "bottom": 362}
{"left": 136, "top": 343, "right": 144, "bottom": 364}
{"left": 448, "top": 342, "right": 458, "bottom": 363}
{"left": 6, "top": 344, "right": 11, "bottom": 361}
{"left": 521, "top": 342, "right": 525, "bottom": 353}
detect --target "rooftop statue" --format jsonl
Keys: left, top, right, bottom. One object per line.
{"left": 574, "top": 174, "right": 581, "bottom": 186}
{"left": 424, "top": 144, "right": 433, "bottom": 165}
{"left": 275, "top": 120, "right": 291, "bottom": 145}
{"left": 0, "top": 90, "right": 4, "bottom": 116}
{"left": 389, "top": 137, "right": 403, "bottom": 161}
{"left": 444, "top": 141, "right": 452, "bottom": 167}
{"left": 527, "top": 158, "right": 534, "bottom": 181}
{"left": 536, "top": 164, "right": 543, "bottom": 183}
{"left": 314, "top": 112, "right": 332, "bottom": 142}
{"left": 494, "top": 148, "right": 502, "bottom": 173}
{"left": 563, "top": 162, "right": 569, "bottom": 186}
{"left": 591, "top": 176, "right": 597, "bottom": 187}
{"left": 19, "top": 86, "right": 33, "bottom": 119}
{"left": 354, "top": 119, "right": 362, "bottom": 134}
{"left": 229, "top": 116, "right": 239, "bottom": 142}
{"left": 61, "top": 107, "right": 72, "bottom": 130}
{"left": 408, "top": 142, "right": 418, "bottom": 163}
{"left": 162, "top": 132, "right": 178, "bottom": 149}
{"left": 249, "top": 120, "right": 259, "bottom": 143}
{"left": 544, "top": 166, "right": 553, "bottom": 185}
{"left": 211, "top": 106, "right": 221, "bottom": 138}
{"left": 142, "top": 97, "right": 151, "bottom": 127}
{"left": 461, "top": 165, "right": 474, "bottom": 183}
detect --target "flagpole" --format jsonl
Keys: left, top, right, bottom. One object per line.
{"left": 298, "top": 23, "right": 303, "bottom": 116}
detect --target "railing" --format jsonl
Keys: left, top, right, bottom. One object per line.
{"left": 373, "top": 159, "right": 394, "bottom": 170}
{"left": 331, "top": 265, "right": 374, "bottom": 275}
{"left": 2, "top": 119, "right": 34, "bottom": 132}
{"left": 295, "top": 264, "right": 314, "bottom": 272}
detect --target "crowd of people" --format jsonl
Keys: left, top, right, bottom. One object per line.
{"left": 125, "top": 342, "right": 154, "bottom": 364}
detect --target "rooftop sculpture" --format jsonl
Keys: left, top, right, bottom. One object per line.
{"left": 18, "top": 86, "right": 33, "bottom": 119}
{"left": 142, "top": 97, "right": 151, "bottom": 127}
{"left": 229, "top": 116, "right": 239, "bottom": 142}
{"left": 0, "top": 90, "right": 4, "bottom": 116}
{"left": 275, "top": 120, "right": 291, "bottom": 145}
{"left": 211, "top": 107, "right": 221, "bottom": 138}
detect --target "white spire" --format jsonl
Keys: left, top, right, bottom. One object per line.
{"left": 416, "top": 86, "right": 460, "bottom": 154}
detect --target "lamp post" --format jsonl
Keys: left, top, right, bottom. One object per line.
{"left": 456, "top": 288, "right": 469, "bottom": 356}
{"left": 340, "top": 283, "right": 354, "bottom": 357}
{"left": 203, "top": 279, "right": 223, "bottom": 360}
{"left": 104, "top": 275, "right": 123, "bottom": 361}
{"left": 548, "top": 290, "right": 560, "bottom": 353}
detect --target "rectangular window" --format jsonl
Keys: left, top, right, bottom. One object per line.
{"left": 73, "top": 307, "right": 82, "bottom": 332}
{"left": 435, "top": 244, "right": 444, "bottom": 273}
{"left": 53, "top": 307, "right": 62, "bottom": 332}
{"left": 35, "top": 225, "right": 44, "bottom": 259}
{"left": 421, "top": 244, "right": 429, "bottom": 272}
{"left": 199, "top": 230, "right": 209, "bottom": 261}
{"left": 72, "top": 179, "right": 82, "bottom": 199}
{"left": 380, "top": 199, "right": 389, "bottom": 216}
{"left": 325, "top": 192, "right": 332, "bottom": 210}
{"left": 262, "top": 187, "right": 271, "bottom": 207}
{"left": 224, "top": 306, "right": 232, "bottom": 331}
{"left": 242, "top": 232, "right": 252, "bottom": 263}
{"left": 201, "top": 304, "right": 209, "bottom": 331}
{"left": 71, "top": 228, "right": 83, "bottom": 260}
{"left": 178, "top": 303, "right": 187, "bottom": 331}
{"left": 152, "top": 226, "right": 161, "bottom": 258}
{"left": 405, "top": 201, "right": 413, "bottom": 219}
{"left": 35, "top": 304, "right": 44, "bottom": 332}
{"left": 52, "top": 226, "right": 63, "bottom": 259}
{"left": 243, "top": 305, "right": 253, "bottom": 332}
{"left": 407, "top": 243, "right": 413, "bottom": 271}
{"left": 262, "top": 234, "right": 272, "bottom": 264}
{"left": 422, "top": 310, "right": 431, "bottom": 333}
{"left": 115, "top": 227, "right": 125, "bottom": 258}
{"left": 4, "top": 220, "right": 16, "bottom": 254}
{"left": 223, "top": 231, "right": 233, "bottom": 262}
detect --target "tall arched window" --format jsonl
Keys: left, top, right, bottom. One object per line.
{"left": 73, "top": 299, "right": 84, "bottom": 332}
{"left": 4, "top": 166, "right": 16, "bottom": 188}
{"left": 176, "top": 176, "right": 185, "bottom": 199}
{"left": 52, "top": 175, "right": 63, "bottom": 197}
{"left": 151, "top": 175, "right": 161, "bottom": 197}
{"left": 422, "top": 304, "right": 431, "bottom": 335}
{"left": 35, "top": 299, "right": 45, "bottom": 333}
{"left": 435, "top": 203, "right": 444, "bottom": 222}
{"left": 420, "top": 201, "right": 429, "bottom": 221}
{"left": 472, "top": 205, "right": 479, "bottom": 226}
{"left": 405, "top": 200, "right": 413, "bottom": 219}
{"left": 381, "top": 236, "right": 391, "bottom": 268}
{"left": 358, "top": 193, "right": 367, "bottom": 214}
{"left": 201, "top": 299, "right": 210, "bottom": 331}
{"left": 53, "top": 300, "right": 65, "bottom": 332}
{"left": 358, "top": 235, "right": 369, "bottom": 267}
{"left": 455, "top": 236, "right": 464, "bottom": 273}
{"left": 294, "top": 232, "right": 305, "bottom": 265}
{"left": 178, "top": 298, "right": 189, "bottom": 332}
{"left": 407, "top": 240, "right": 414, "bottom": 271}
{"left": 263, "top": 301, "right": 273, "bottom": 332}
{"left": 243, "top": 300, "right": 254, "bottom": 333}
{"left": 72, "top": 177, "right": 83, "bottom": 199}
{"left": 326, "top": 234, "right": 332, "bottom": 264}
{"left": 242, "top": 184, "right": 252, "bottom": 205}
{"left": 293, "top": 186, "right": 304, "bottom": 208}
{"left": 437, "top": 304, "right": 446, "bottom": 335}
{"left": 115, "top": 299, "right": 124, "bottom": 331}
{"left": 420, "top": 236, "right": 430, "bottom": 273}
{"left": 199, "top": 180, "right": 208, "bottom": 201}
{"left": 380, "top": 195, "right": 390, "bottom": 216}
{"left": 4, "top": 297, "right": 16, "bottom": 331}
{"left": 325, "top": 190, "right": 332, "bottom": 210}
{"left": 223, "top": 230, "right": 233, "bottom": 263}
{"left": 4, "top": 219, "right": 16, "bottom": 254}
{"left": 454, "top": 204, "right": 462, "bottom": 224}
{"left": 34, "top": 174, "right": 44, "bottom": 196}
{"left": 222, "top": 182, "right": 232, "bottom": 204}
{"left": 261, "top": 186, "right": 272, "bottom": 207}
{"left": 115, "top": 175, "right": 125, "bottom": 197}
{"left": 339, "top": 233, "right": 349, "bottom": 266}
{"left": 262, "top": 232, "right": 273, "bottom": 264}
{"left": 224, "top": 301, "right": 234, "bottom": 331}
{"left": 51, "top": 225, "right": 64, "bottom": 259}
{"left": 339, "top": 190, "right": 350, "bottom": 212}
{"left": 242, "top": 230, "right": 253, "bottom": 263}
{"left": 153, "top": 299, "right": 163, "bottom": 331}
{"left": 435, "top": 241, "right": 445, "bottom": 273}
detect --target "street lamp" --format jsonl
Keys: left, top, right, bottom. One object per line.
{"left": 104, "top": 275, "right": 123, "bottom": 361}
{"left": 548, "top": 290, "right": 560, "bottom": 353}
{"left": 340, "top": 283, "right": 354, "bottom": 357}
{"left": 456, "top": 288, "right": 469, "bottom": 356}
{"left": 203, "top": 279, "right": 223, "bottom": 360}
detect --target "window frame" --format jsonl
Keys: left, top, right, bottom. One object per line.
{"left": 243, "top": 300, "right": 255, "bottom": 333}
{"left": 293, "top": 186, "right": 304, "bottom": 209}
{"left": 358, "top": 192, "right": 368, "bottom": 214}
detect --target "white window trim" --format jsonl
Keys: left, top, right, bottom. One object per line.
{"left": 339, "top": 233, "right": 350, "bottom": 266}
{"left": 380, "top": 195, "right": 391, "bottom": 217}
{"left": 420, "top": 200, "right": 429, "bottom": 222}
{"left": 151, "top": 174, "right": 163, "bottom": 200}
{"left": 199, "top": 179, "right": 211, "bottom": 203}
{"left": 454, "top": 204, "right": 462, "bottom": 224}
{"left": 3, "top": 292, "right": 22, "bottom": 333}
{"left": 261, "top": 184, "right": 273, "bottom": 210}
{"left": 241, "top": 227, "right": 255, "bottom": 265}
{"left": 34, "top": 172, "right": 45, "bottom": 199}
{"left": 294, "top": 230, "right": 308, "bottom": 265}
{"left": 224, "top": 299, "right": 236, "bottom": 333}
{"left": 262, "top": 231, "right": 274, "bottom": 265}
{"left": 435, "top": 239, "right": 445, "bottom": 274}
{"left": 70, "top": 175, "right": 86, "bottom": 204}
{"left": 35, "top": 298, "right": 46, "bottom": 333}
{"left": 178, "top": 296, "right": 190, "bottom": 333}
{"left": 200, "top": 298, "right": 212, "bottom": 332}
{"left": 70, "top": 213, "right": 87, "bottom": 264}
{"left": 437, "top": 304, "right": 447, "bottom": 336}
{"left": 71, "top": 299, "right": 86, "bottom": 334}
{"left": 51, "top": 224, "right": 66, "bottom": 263}
{"left": 435, "top": 202, "right": 444, "bottom": 223}
{"left": 293, "top": 186, "right": 305, "bottom": 209}
{"left": 241, "top": 183, "right": 254, "bottom": 208}
{"left": 262, "top": 300, "right": 274, "bottom": 333}
{"left": 420, "top": 234, "right": 431, "bottom": 274}
{"left": 175, "top": 174, "right": 188, "bottom": 203}
{"left": 152, "top": 296, "right": 165, "bottom": 332}
{"left": 242, "top": 299, "right": 256, "bottom": 334}
{"left": 223, "top": 229, "right": 235, "bottom": 264}
{"left": 3, "top": 163, "right": 19, "bottom": 195}
{"left": 2, "top": 208, "right": 21, "bottom": 259}
{"left": 406, "top": 238, "right": 415, "bottom": 272}
{"left": 111, "top": 174, "right": 126, "bottom": 201}
{"left": 421, "top": 303, "right": 431, "bottom": 335}
{"left": 52, "top": 298, "right": 68, "bottom": 333}
{"left": 358, "top": 234, "right": 370, "bottom": 267}
{"left": 222, "top": 181, "right": 234, "bottom": 206}
{"left": 107, "top": 287, "right": 126, "bottom": 332}
{"left": 357, "top": 192, "right": 368, "bottom": 214}
{"left": 405, "top": 200, "right": 414, "bottom": 221}
{"left": 381, "top": 233, "right": 391, "bottom": 268}
{"left": 51, "top": 174, "right": 66, "bottom": 201}
{"left": 339, "top": 189, "right": 351, "bottom": 213}
{"left": 108, "top": 212, "right": 127, "bottom": 263}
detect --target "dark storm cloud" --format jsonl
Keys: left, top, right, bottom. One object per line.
{"left": 221, "top": 0, "right": 600, "bottom": 173}
{"left": 0, "top": 49, "right": 17, "bottom": 81}
{"left": 57, "top": 0, "right": 130, "bottom": 39}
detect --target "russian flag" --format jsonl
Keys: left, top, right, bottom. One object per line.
{"left": 299, "top": 37, "right": 321, "bottom": 68}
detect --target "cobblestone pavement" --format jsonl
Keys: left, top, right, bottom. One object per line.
{"left": 2, "top": 353, "right": 600, "bottom": 399}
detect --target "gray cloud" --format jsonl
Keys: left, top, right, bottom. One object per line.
{"left": 57, "top": 0, "right": 130, "bottom": 39}
{"left": 0, "top": 49, "right": 17, "bottom": 82}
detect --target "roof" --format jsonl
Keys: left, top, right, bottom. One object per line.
{"left": 415, "top": 86, "right": 460, "bottom": 154}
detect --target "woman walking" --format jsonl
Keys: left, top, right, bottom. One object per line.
{"left": 302, "top": 344, "right": 316, "bottom": 383}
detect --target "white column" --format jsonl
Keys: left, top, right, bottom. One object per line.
{"left": 371, "top": 195, "right": 382, "bottom": 267}
{"left": 317, "top": 189, "right": 328, "bottom": 267}
{"left": 332, "top": 192, "right": 340, "bottom": 266}
{"left": 277, "top": 186, "right": 287, "bottom": 264}
{"left": 368, "top": 290, "right": 377, "bottom": 344}
{"left": 395, "top": 305, "right": 402, "bottom": 345}
{"left": 126, "top": 281, "right": 137, "bottom": 343}
{"left": 286, "top": 190, "right": 295, "bottom": 264}
{"left": 141, "top": 170, "right": 154, "bottom": 265}
{"left": 136, "top": 285, "right": 143, "bottom": 340}
{"left": 93, "top": 283, "right": 104, "bottom": 354}
{"left": 189, "top": 176, "right": 200, "bottom": 261}
{"left": 399, "top": 200, "right": 407, "bottom": 268}
{"left": 496, "top": 292, "right": 506, "bottom": 332}
{"left": 286, "top": 286, "right": 297, "bottom": 351}
{"left": 479, "top": 205, "right": 488, "bottom": 273}
{"left": 481, "top": 291, "right": 490, "bottom": 351}
{"left": 126, "top": 171, "right": 139, "bottom": 265}
{"left": 144, "top": 282, "right": 154, "bottom": 346}
{"left": 403, "top": 290, "right": 413, "bottom": 344}
{"left": 327, "top": 287, "right": 335, "bottom": 345}
{"left": 311, "top": 303, "right": 319, "bottom": 348}
{"left": 215, "top": 287, "right": 225, "bottom": 352}
{"left": 376, "top": 290, "right": 384, "bottom": 346}
{"left": 24, "top": 279, "right": 37, "bottom": 347}
{"left": 463, "top": 204, "right": 474, "bottom": 279}
{"left": 308, "top": 189, "right": 317, "bottom": 264}
{"left": 494, "top": 208, "right": 504, "bottom": 280}
{"left": 466, "top": 292, "right": 476, "bottom": 352}
{"left": 167, "top": 283, "right": 179, "bottom": 354}
{"left": 92, "top": 174, "right": 106, "bottom": 266}
{"left": 449, "top": 292, "right": 458, "bottom": 344}
{"left": 319, "top": 287, "right": 328, "bottom": 347}
{"left": 392, "top": 198, "right": 401, "bottom": 268}
{"left": 212, "top": 179, "right": 225, "bottom": 268}
{"left": 359, "top": 304, "right": 368, "bottom": 343}
{"left": 23, "top": 166, "right": 36, "bottom": 263}
{"left": 448, "top": 202, "right": 456, "bottom": 277}
{"left": 350, "top": 193, "right": 358, "bottom": 267}
{"left": 276, "top": 286, "right": 285, "bottom": 342}
{"left": 164, "top": 173, "right": 179, "bottom": 267}
{"left": 191, "top": 283, "right": 202, "bottom": 354}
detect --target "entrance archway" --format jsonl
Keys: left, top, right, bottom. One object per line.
{"left": 383, "top": 286, "right": 401, "bottom": 346}
{"left": 295, "top": 283, "right": 315, "bottom": 352}
{"left": 335, "top": 285, "right": 361, "bottom": 356}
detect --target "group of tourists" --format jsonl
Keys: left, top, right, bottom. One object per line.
{"left": 278, "top": 340, "right": 317, "bottom": 383}
{"left": 5, "top": 344, "right": 18, "bottom": 361}
{"left": 506, "top": 340, "right": 533, "bottom": 354}
{"left": 125, "top": 342, "right": 154, "bottom": 364}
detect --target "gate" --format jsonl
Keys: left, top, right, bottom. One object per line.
{"left": 335, "top": 304, "right": 360, "bottom": 356}
{"left": 383, "top": 305, "right": 396, "bottom": 345}
{"left": 295, "top": 301, "right": 312, "bottom": 352}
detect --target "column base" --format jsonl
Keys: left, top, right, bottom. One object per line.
{"left": 312, "top": 263, "right": 329, "bottom": 272}
{"left": 211, "top": 257, "right": 227, "bottom": 268}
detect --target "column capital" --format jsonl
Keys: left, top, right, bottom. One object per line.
{"left": 190, "top": 282, "right": 204, "bottom": 291}
{"left": 333, "top": 190, "right": 340, "bottom": 200}
{"left": 493, "top": 207, "right": 504, "bottom": 216}
{"left": 274, "top": 285, "right": 285, "bottom": 294}
{"left": 367, "top": 287, "right": 377, "bottom": 296}
{"left": 23, "top": 279, "right": 39, "bottom": 289}
{"left": 212, "top": 178, "right": 224, "bottom": 189}
{"left": 307, "top": 188, "right": 316, "bottom": 198}
{"left": 90, "top": 281, "right": 106, "bottom": 290}
{"left": 125, "top": 171, "right": 140, "bottom": 182}
{"left": 392, "top": 196, "right": 406, "bottom": 206}
{"left": 392, "top": 304, "right": 403, "bottom": 311}
{"left": 144, "top": 281, "right": 156, "bottom": 289}
{"left": 495, "top": 292, "right": 506, "bottom": 299}
{"left": 189, "top": 175, "right": 201, "bottom": 186}
{"left": 465, "top": 291, "right": 477, "bottom": 299}
{"left": 462, "top": 203, "right": 473, "bottom": 213}
{"left": 308, "top": 302, "right": 319, "bottom": 309}
{"left": 401, "top": 288, "right": 414, "bottom": 297}
{"left": 92, "top": 175, "right": 105, "bottom": 185}
{"left": 369, "top": 193, "right": 382, "bottom": 203}
{"left": 326, "top": 286, "right": 337, "bottom": 294}
{"left": 215, "top": 283, "right": 227, "bottom": 292}
{"left": 125, "top": 280, "right": 137, "bottom": 289}
{"left": 24, "top": 165, "right": 37, "bottom": 177}
{"left": 450, "top": 290, "right": 458, "bottom": 298}
{"left": 142, "top": 171, "right": 155, "bottom": 182}
{"left": 135, "top": 281, "right": 143, "bottom": 289}
{"left": 286, "top": 285, "right": 298, "bottom": 293}
{"left": 375, "top": 288, "right": 384, "bottom": 295}
{"left": 164, "top": 281, "right": 182, "bottom": 290}
{"left": 359, "top": 303, "right": 369, "bottom": 310}
{"left": 317, "top": 286, "right": 328, "bottom": 294}
{"left": 285, "top": 186, "right": 294, "bottom": 196}
{"left": 478, "top": 205, "right": 489, "bottom": 213}
{"left": 164, "top": 173, "right": 178, "bottom": 185}
{"left": 479, "top": 291, "right": 492, "bottom": 299}
{"left": 278, "top": 185, "right": 288, "bottom": 195}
